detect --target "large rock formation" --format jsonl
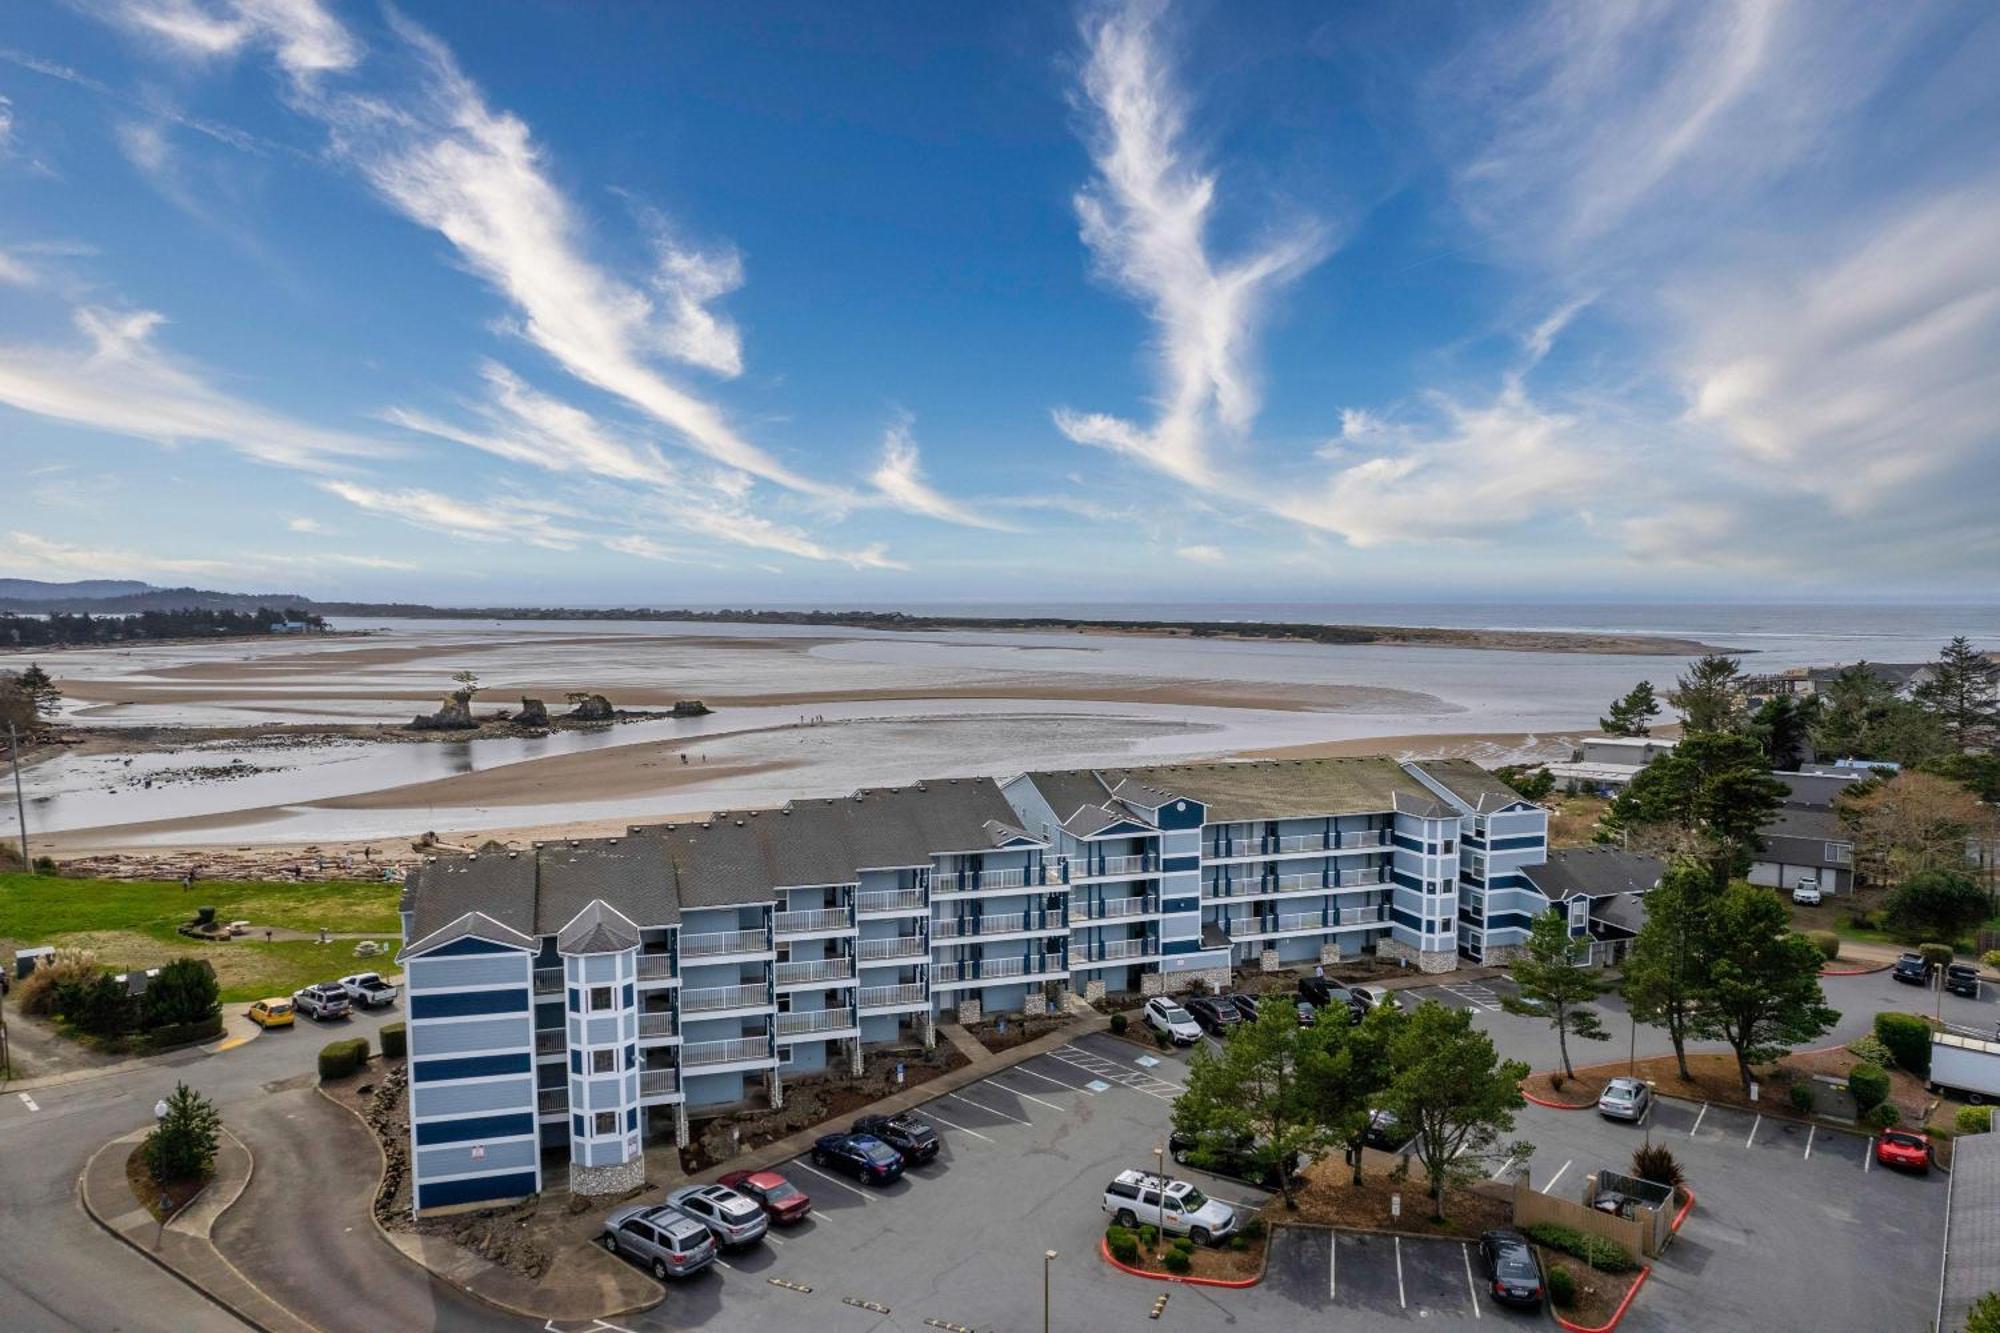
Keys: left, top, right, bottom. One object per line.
{"left": 408, "top": 691, "right": 477, "bottom": 731}
{"left": 516, "top": 697, "right": 549, "bottom": 728}
{"left": 670, "top": 699, "right": 711, "bottom": 717}
{"left": 567, "top": 693, "right": 614, "bottom": 721}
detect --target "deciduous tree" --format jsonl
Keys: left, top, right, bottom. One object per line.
{"left": 1508, "top": 910, "right": 1609, "bottom": 1079}
{"left": 1380, "top": 1001, "right": 1530, "bottom": 1221}
{"left": 1687, "top": 883, "right": 1839, "bottom": 1096}
{"left": 1841, "top": 770, "right": 1986, "bottom": 884}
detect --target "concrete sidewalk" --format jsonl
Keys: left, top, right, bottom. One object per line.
{"left": 80, "top": 1124, "right": 315, "bottom": 1333}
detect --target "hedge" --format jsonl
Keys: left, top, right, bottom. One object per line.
{"left": 1546, "top": 1265, "right": 1577, "bottom": 1308}
{"left": 1806, "top": 930, "right": 1840, "bottom": 961}
{"left": 1521, "top": 1223, "right": 1637, "bottom": 1273}
{"left": 1863, "top": 1103, "right": 1901, "bottom": 1131}
{"left": 138, "top": 1015, "right": 226, "bottom": 1053}
{"left": 1162, "top": 1249, "right": 1192, "bottom": 1274}
{"left": 1874, "top": 1012, "right": 1931, "bottom": 1078}
{"left": 379, "top": 1021, "right": 407, "bottom": 1060}
{"left": 1106, "top": 1225, "right": 1139, "bottom": 1264}
{"left": 1846, "top": 1062, "right": 1891, "bottom": 1113}
{"left": 317, "top": 1037, "right": 369, "bottom": 1081}
{"left": 1957, "top": 1105, "right": 1993, "bottom": 1135}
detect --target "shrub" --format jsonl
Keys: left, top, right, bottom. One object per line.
{"left": 1138, "top": 1223, "right": 1159, "bottom": 1249}
{"left": 1965, "top": 1290, "right": 2000, "bottom": 1333}
{"left": 15, "top": 946, "right": 100, "bottom": 1017}
{"left": 1846, "top": 1062, "right": 1891, "bottom": 1113}
{"left": 379, "top": 1021, "right": 407, "bottom": 1060}
{"left": 1847, "top": 1034, "right": 1894, "bottom": 1066}
{"left": 1984, "top": 950, "right": 2000, "bottom": 972}
{"left": 1521, "top": 1223, "right": 1637, "bottom": 1273}
{"left": 1846, "top": 909, "right": 1879, "bottom": 931}
{"left": 144, "top": 958, "right": 220, "bottom": 1029}
{"left": 1789, "top": 1081, "right": 1817, "bottom": 1114}
{"left": 1154, "top": 1030, "right": 1171, "bottom": 1050}
{"left": 1630, "top": 1144, "right": 1686, "bottom": 1193}
{"left": 1920, "top": 942, "right": 1957, "bottom": 969}
{"left": 1106, "top": 1225, "right": 1139, "bottom": 1264}
{"left": 1806, "top": 930, "right": 1840, "bottom": 961}
{"left": 140, "top": 1016, "right": 226, "bottom": 1052}
{"left": 1240, "top": 1217, "right": 1266, "bottom": 1240}
{"left": 1874, "top": 1012, "right": 1932, "bottom": 1078}
{"left": 317, "top": 1038, "right": 368, "bottom": 1081}
{"left": 1957, "top": 1106, "right": 1994, "bottom": 1135}
{"left": 1170, "top": 1236, "right": 1194, "bottom": 1255}
{"left": 1546, "top": 1265, "right": 1577, "bottom": 1309}
{"left": 1109, "top": 1013, "right": 1128, "bottom": 1036}
{"left": 1229, "top": 1235, "right": 1248, "bottom": 1252}
{"left": 1863, "top": 1103, "right": 1901, "bottom": 1131}
{"left": 144, "top": 1082, "right": 221, "bottom": 1185}
{"left": 1161, "top": 1249, "right": 1192, "bottom": 1274}
{"left": 59, "top": 972, "right": 137, "bottom": 1037}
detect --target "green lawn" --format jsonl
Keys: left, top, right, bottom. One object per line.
{"left": 0, "top": 873, "right": 403, "bottom": 1003}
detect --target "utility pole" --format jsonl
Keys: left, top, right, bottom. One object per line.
{"left": 7, "top": 722, "right": 26, "bottom": 870}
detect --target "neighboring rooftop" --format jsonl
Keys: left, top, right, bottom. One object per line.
{"left": 1521, "top": 846, "right": 1665, "bottom": 901}
{"left": 1760, "top": 804, "right": 1850, "bottom": 845}
{"left": 1103, "top": 757, "right": 1447, "bottom": 822}
{"left": 1411, "top": 757, "right": 1535, "bottom": 814}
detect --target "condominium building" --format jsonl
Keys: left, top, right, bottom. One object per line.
{"left": 396, "top": 756, "right": 1552, "bottom": 1213}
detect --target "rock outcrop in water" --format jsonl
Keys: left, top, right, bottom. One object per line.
{"left": 408, "top": 691, "right": 477, "bottom": 731}
{"left": 670, "top": 699, "right": 711, "bottom": 717}
{"left": 566, "top": 693, "right": 614, "bottom": 721}
{"left": 516, "top": 697, "right": 549, "bottom": 728}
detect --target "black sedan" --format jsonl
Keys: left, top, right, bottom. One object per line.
{"left": 1477, "top": 1229, "right": 1545, "bottom": 1308}
{"left": 851, "top": 1112, "right": 940, "bottom": 1165}
{"left": 1184, "top": 995, "right": 1241, "bottom": 1036}
{"left": 812, "top": 1133, "right": 905, "bottom": 1184}
{"left": 1168, "top": 1129, "right": 1303, "bottom": 1190}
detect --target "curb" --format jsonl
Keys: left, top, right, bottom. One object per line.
{"left": 1550, "top": 1186, "right": 1695, "bottom": 1333}
{"left": 1820, "top": 962, "right": 1891, "bottom": 976}
{"left": 315, "top": 1081, "right": 667, "bottom": 1324}
{"left": 1521, "top": 1085, "right": 1598, "bottom": 1110}
{"left": 1098, "top": 1235, "right": 1265, "bottom": 1288}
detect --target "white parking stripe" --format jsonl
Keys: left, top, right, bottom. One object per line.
{"left": 15, "top": 1093, "right": 38, "bottom": 1113}
{"left": 1865, "top": 1137, "right": 1874, "bottom": 1171}
{"left": 922, "top": 1109, "right": 997, "bottom": 1143}
{"left": 805, "top": 1210, "right": 839, "bottom": 1228}
{"left": 1542, "top": 1160, "right": 1572, "bottom": 1194}
{"left": 1329, "top": 1233, "right": 1337, "bottom": 1298}
{"left": 1746, "top": 1113, "right": 1761, "bottom": 1148}
{"left": 1690, "top": 1102, "right": 1709, "bottom": 1137}
{"left": 714, "top": 1257, "right": 737, "bottom": 1271}
{"left": 1804, "top": 1125, "right": 1816, "bottom": 1161}
{"left": 1490, "top": 1153, "right": 1522, "bottom": 1181}
{"left": 1462, "top": 1244, "right": 1481, "bottom": 1318}
{"left": 1011, "top": 1065, "right": 1095, "bottom": 1095}
{"left": 764, "top": 1232, "right": 785, "bottom": 1246}
{"left": 944, "top": 1091, "right": 1033, "bottom": 1127}
{"left": 793, "top": 1161, "right": 871, "bottom": 1200}
{"left": 1394, "top": 1236, "right": 1406, "bottom": 1309}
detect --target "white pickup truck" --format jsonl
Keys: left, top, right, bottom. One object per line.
{"left": 337, "top": 972, "right": 400, "bottom": 1009}
{"left": 1102, "top": 1169, "right": 1238, "bottom": 1245}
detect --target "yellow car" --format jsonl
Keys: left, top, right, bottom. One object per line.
{"left": 248, "top": 998, "right": 295, "bottom": 1029}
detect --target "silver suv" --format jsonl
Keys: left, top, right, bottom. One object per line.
{"left": 666, "top": 1184, "right": 769, "bottom": 1248}
{"left": 600, "top": 1204, "right": 716, "bottom": 1279}
{"left": 1102, "top": 1169, "right": 1238, "bottom": 1244}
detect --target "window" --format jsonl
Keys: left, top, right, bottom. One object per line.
{"left": 593, "top": 1111, "right": 617, "bottom": 1136}
{"left": 592, "top": 1048, "right": 617, "bottom": 1074}
{"left": 622, "top": 1221, "right": 655, "bottom": 1244}
{"left": 1568, "top": 897, "right": 1590, "bottom": 931}
{"left": 777, "top": 1046, "right": 794, "bottom": 1066}
{"left": 1826, "top": 842, "right": 1852, "bottom": 864}
{"left": 589, "top": 985, "right": 613, "bottom": 1011}
{"left": 1443, "top": 839, "right": 1455, "bottom": 855}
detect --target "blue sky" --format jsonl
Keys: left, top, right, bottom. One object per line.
{"left": 2, "top": 0, "right": 1996, "bottom": 605}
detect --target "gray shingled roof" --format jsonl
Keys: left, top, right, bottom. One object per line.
{"left": 1761, "top": 805, "right": 1849, "bottom": 844}
{"left": 405, "top": 909, "right": 536, "bottom": 957}
{"left": 536, "top": 838, "right": 678, "bottom": 933}
{"left": 1943, "top": 1126, "right": 2000, "bottom": 1331}
{"left": 403, "top": 853, "right": 538, "bottom": 945}
{"left": 555, "top": 899, "right": 643, "bottom": 954}
{"left": 1411, "top": 758, "right": 1535, "bottom": 814}
{"left": 1103, "top": 757, "right": 1447, "bottom": 822}
{"left": 1522, "top": 847, "right": 1665, "bottom": 900}
{"left": 653, "top": 817, "right": 788, "bottom": 906}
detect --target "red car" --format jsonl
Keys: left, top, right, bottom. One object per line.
{"left": 1875, "top": 1130, "right": 1931, "bottom": 1173}
{"left": 715, "top": 1170, "right": 813, "bottom": 1223}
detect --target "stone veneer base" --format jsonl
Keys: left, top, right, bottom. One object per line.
{"left": 569, "top": 1156, "right": 645, "bottom": 1198}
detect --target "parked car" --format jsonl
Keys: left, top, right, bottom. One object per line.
{"left": 292, "top": 983, "right": 351, "bottom": 1021}
{"left": 1947, "top": 964, "right": 1982, "bottom": 998}
{"left": 1297, "top": 976, "right": 1351, "bottom": 1009}
{"left": 1101, "top": 1169, "right": 1238, "bottom": 1244}
{"left": 1597, "top": 1076, "right": 1653, "bottom": 1122}
{"left": 600, "top": 1204, "right": 716, "bottom": 1279}
{"left": 1790, "top": 878, "right": 1823, "bottom": 906}
{"left": 1295, "top": 1000, "right": 1321, "bottom": 1028}
{"left": 665, "top": 1184, "right": 769, "bottom": 1248}
{"left": 1348, "top": 984, "right": 1400, "bottom": 1012}
{"left": 1892, "top": 953, "right": 1935, "bottom": 986}
{"left": 852, "top": 1112, "right": 940, "bottom": 1165}
{"left": 1167, "top": 1128, "right": 1305, "bottom": 1190}
{"left": 1875, "top": 1130, "right": 1932, "bottom": 1174}
{"left": 246, "top": 997, "right": 294, "bottom": 1029}
{"left": 1144, "top": 997, "right": 1202, "bottom": 1045}
{"left": 1363, "top": 1107, "right": 1412, "bottom": 1152}
{"left": 1218, "top": 992, "right": 1259, "bottom": 1022}
{"left": 1184, "top": 995, "right": 1241, "bottom": 1036}
{"left": 1478, "top": 1229, "right": 1546, "bottom": 1308}
{"left": 336, "top": 972, "right": 400, "bottom": 1009}
{"left": 716, "top": 1170, "right": 812, "bottom": 1224}
{"left": 812, "top": 1133, "right": 904, "bottom": 1184}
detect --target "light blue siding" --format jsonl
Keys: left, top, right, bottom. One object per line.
{"left": 418, "top": 1139, "right": 537, "bottom": 1179}
{"left": 411, "top": 1077, "right": 536, "bottom": 1119}
{"left": 407, "top": 955, "right": 527, "bottom": 990}
{"left": 408, "top": 1016, "right": 532, "bottom": 1057}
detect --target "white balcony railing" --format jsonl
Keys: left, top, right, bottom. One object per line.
{"left": 931, "top": 866, "right": 1045, "bottom": 892}
{"left": 1337, "top": 906, "right": 1389, "bottom": 926}
{"left": 681, "top": 983, "right": 770, "bottom": 1013}
{"left": 934, "top": 955, "right": 1060, "bottom": 982}
{"left": 776, "top": 1008, "right": 857, "bottom": 1037}
{"left": 857, "top": 935, "right": 927, "bottom": 961}
{"left": 1273, "top": 834, "right": 1325, "bottom": 853}
{"left": 638, "top": 1011, "right": 677, "bottom": 1037}
{"left": 1096, "top": 938, "right": 1148, "bottom": 961}
{"left": 682, "top": 1037, "right": 772, "bottom": 1068}
{"left": 1339, "top": 829, "right": 1387, "bottom": 849}
{"left": 858, "top": 983, "right": 926, "bottom": 1010}
{"left": 935, "top": 912, "right": 1042, "bottom": 939}
{"left": 1338, "top": 868, "right": 1388, "bottom": 887}
{"left": 775, "top": 907, "right": 853, "bottom": 935}
{"left": 681, "top": 929, "right": 769, "bottom": 959}
{"left": 1076, "top": 853, "right": 1156, "bottom": 877}
{"left": 639, "top": 1069, "right": 680, "bottom": 1097}
{"left": 857, "top": 888, "right": 926, "bottom": 914}
{"left": 636, "top": 953, "right": 674, "bottom": 979}
{"left": 1089, "top": 896, "right": 1152, "bottom": 919}
{"left": 775, "top": 957, "right": 853, "bottom": 986}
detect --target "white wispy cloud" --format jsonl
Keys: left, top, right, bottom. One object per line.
{"left": 286, "top": 515, "right": 326, "bottom": 533}
{"left": 318, "top": 480, "right": 585, "bottom": 550}
{"left": 98, "top": 0, "right": 361, "bottom": 83}
{"left": 1175, "top": 543, "right": 1224, "bottom": 565}
{"left": 868, "top": 419, "right": 1017, "bottom": 531}
{"left": 0, "top": 305, "right": 394, "bottom": 470}
{"left": 1054, "top": 0, "right": 1328, "bottom": 486}
{"left": 0, "top": 529, "right": 414, "bottom": 579}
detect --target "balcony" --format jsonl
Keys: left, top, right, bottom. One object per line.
{"left": 775, "top": 1007, "right": 858, "bottom": 1039}
{"left": 1336, "top": 905, "right": 1389, "bottom": 926}
{"left": 932, "top": 954, "right": 1063, "bottom": 984}
{"left": 680, "top": 929, "right": 771, "bottom": 960}
{"left": 636, "top": 953, "right": 675, "bottom": 981}
{"left": 1338, "top": 829, "right": 1388, "bottom": 849}
{"left": 535, "top": 1030, "right": 566, "bottom": 1056}
{"left": 682, "top": 1037, "right": 775, "bottom": 1069}
{"left": 639, "top": 1069, "right": 680, "bottom": 1099}
{"left": 1337, "top": 868, "right": 1388, "bottom": 887}
{"left": 1069, "top": 852, "right": 1159, "bottom": 880}
{"left": 537, "top": 1087, "right": 567, "bottom": 1115}
{"left": 857, "top": 935, "right": 927, "bottom": 962}
{"left": 1079, "top": 937, "right": 1150, "bottom": 963}
{"left": 932, "top": 912, "right": 1068, "bottom": 940}
{"left": 1207, "top": 828, "right": 1389, "bottom": 860}
{"left": 775, "top": 957, "right": 854, "bottom": 987}
{"left": 681, "top": 984, "right": 772, "bottom": 1015}
{"left": 930, "top": 865, "right": 1048, "bottom": 894}
{"left": 775, "top": 906, "right": 854, "bottom": 936}
{"left": 637, "top": 1011, "right": 677, "bottom": 1039}
{"left": 533, "top": 967, "right": 563, "bottom": 995}
{"left": 858, "top": 983, "right": 927, "bottom": 1011}
{"left": 1083, "top": 895, "right": 1154, "bottom": 919}
{"left": 857, "top": 888, "right": 926, "bottom": 915}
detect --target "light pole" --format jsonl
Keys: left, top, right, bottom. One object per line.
{"left": 1043, "top": 1249, "right": 1057, "bottom": 1333}
{"left": 1644, "top": 1080, "right": 1657, "bottom": 1148}
{"left": 7, "top": 721, "right": 27, "bottom": 869}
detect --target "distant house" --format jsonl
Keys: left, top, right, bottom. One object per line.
{"left": 1749, "top": 769, "right": 1866, "bottom": 895}
{"left": 268, "top": 619, "right": 313, "bottom": 635}
{"left": 1520, "top": 846, "right": 1664, "bottom": 966}
{"left": 1741, "top": 662, "right": 1935, "bottom": 706}
{"left": 1545, "top": 737, "right": 1677, "bottom": 795}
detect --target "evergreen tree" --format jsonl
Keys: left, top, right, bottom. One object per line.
{"left": 1750, "top": 695, "right": 1816, "bottom": 771}
{"left": 1810, "top": 663, "right": 1946, "bottom": 765}
{"left": 1687, "top": 883, "right": 1839, "bottom": 1096}
{"left": 1601, "top": 681, "right": 1661, "bottom": 737}
{"left": 1309, "top": 1001, "right": 1406, "bottom": 1186}
{"left": 1599, "top": 731, "right": 1788, "bottom": 881}
{"left": 14, "top": 663, "right": 61, "bottom": 720}
{"left": 1914, "top": 636, "right": 1999, "bottom": 752}
{"left": 1172, "top": 1000, "right": 1338, "bottom": 1210}
{"left": 1508, "top": 910, "right": 1609, "bottom": 1079}
{"left": 1380, "top": 1002, "right": 1530, "bottom": 1221}
{"left": 1668, "top": 654, "right": 1746, "bottom": 733}
{"left": 144, "top": 1082, "right": 223, "bottom": 1185}
{"left": 1622, "top": 860, "right": 1715, "bottom": 1081}
{"left": 1493, "top": 765, "right": 1555, "bottom": 802}
{"left": 143, "top": 959, "right": 221, "bottom": 1029}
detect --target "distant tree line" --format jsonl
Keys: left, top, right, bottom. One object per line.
{"left": 0, "top": 607, "right": 323, "bottom": 648}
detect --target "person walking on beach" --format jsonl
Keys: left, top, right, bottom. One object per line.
{"left": 181, "top": 870, "right": 193, "bottom": 893}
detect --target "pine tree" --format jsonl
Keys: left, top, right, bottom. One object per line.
{"left": 1601, "top": 681, "right": 1661, "bottom": 737}
{"left": 14, "top": 663, "right": 61, "bottom": 720}
{"left": 144, "top": 1082, "right": 222, "bottom": 1184}
{"left": 1914, "top": 636, "right": 1999, "bottom": 752}
{"left": 1668, "top": 654, "right": 1745, "bottom": 734}
{"left": 1508, "top": 911, "right": 1609, "bottom": 1079}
